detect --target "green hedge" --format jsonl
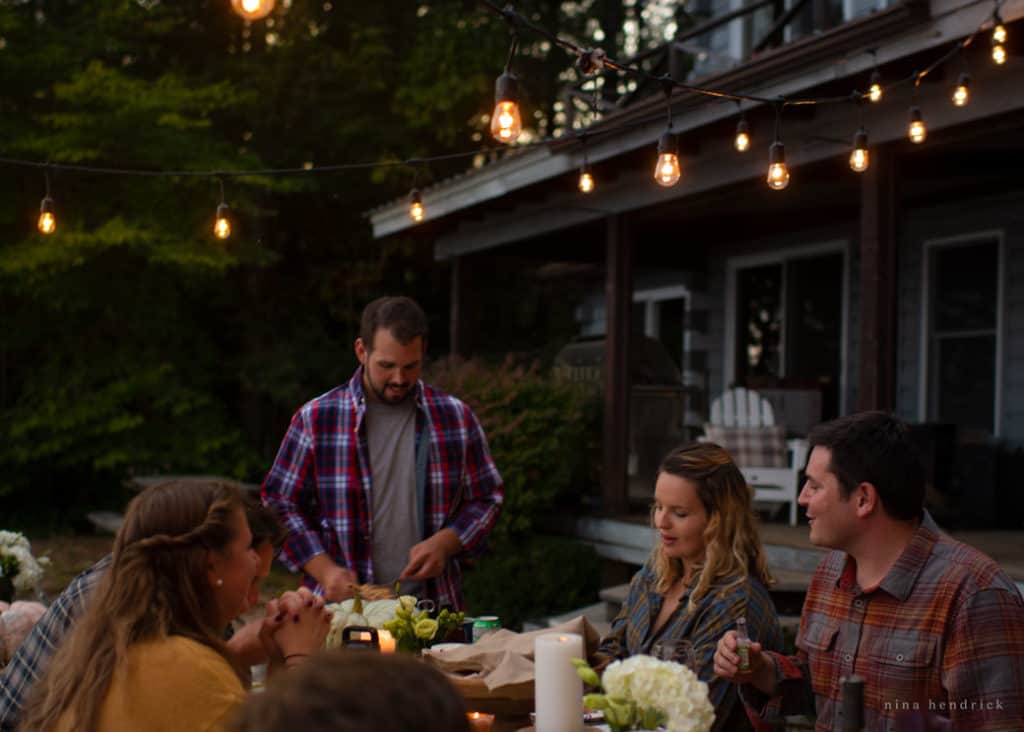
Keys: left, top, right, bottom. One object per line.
{"left": 427, "top": 358, "right": 602, "bottom": 628}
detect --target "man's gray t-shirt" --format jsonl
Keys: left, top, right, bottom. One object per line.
{"left": 365, "top": 398, "right": 422, "bottom": 595}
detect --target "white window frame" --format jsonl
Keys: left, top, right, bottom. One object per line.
{"left": 634, "top": 285, "right": 692, "bottom": 375}
{"left": 724, "top": 239, "right": 849, "bottom": 414}
{"left": 917, "top": 230, "right": 1005, "bottom": 436}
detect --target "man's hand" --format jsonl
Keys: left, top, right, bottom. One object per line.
{"left": 713, "top": 630, "right": 777, "bottom": 695}
{"left": 399, "top": 528, "right": 462, "bottom": 582}
{"left": 305, "top": 555, "right": 358, "bottom": 602}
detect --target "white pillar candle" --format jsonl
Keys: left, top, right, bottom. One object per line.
{"left": 534, "top": 633, "right": 584, "bottom": 732}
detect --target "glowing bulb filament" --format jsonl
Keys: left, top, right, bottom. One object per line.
{"left": 214, "top": 217, "right": 230, "bottom": 239}
{"left": 850, "top": 148, "right": 869, "bottom": 173}
{"left": 953, "top": 85, "right": 968, "bottom": 107}
{"left": 992, "top": 43, "right": 1007, "bottom": 64}
{"left": 410, "top": 201, "right": 424, "bottom": 222}
{"left": 654, "top": 153, "right": 680, "bottom": 187}
{"left": 868, "top": 83, "right": 882, "bottom": 103}
{"left": 231, "top": 0, "right": 275, "bottom": 19}
{"left": 735, "top": 131, "right": 750, "bottom": 152}
{"left": 578, "top": 171, "right": 595, "bottom": 193}
{"left": 38, "top": 211, "right": 55, "bottom": 235}
{"left": 909, "top": 121, "right": 926, "bottom": 143}
{"left": 490, "top": 101, "right": 522, "bottom": 143}
{"left": 993, "top": 23, "right": 1007, "bottom": 44}
{"left": 767, "top": 163, "right": 789, "bottom": 190}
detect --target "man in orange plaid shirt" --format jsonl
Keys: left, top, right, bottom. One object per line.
{"left": 714, "top": 411, "right": 1024, "bottom": 730}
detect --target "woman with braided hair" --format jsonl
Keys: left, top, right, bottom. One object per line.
{"left": 21, "top": 478, "right": 330, "bottom": 731}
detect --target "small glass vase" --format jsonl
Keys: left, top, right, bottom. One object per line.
{"left": 0, "top": 573, "right": 14, "bottom": 604}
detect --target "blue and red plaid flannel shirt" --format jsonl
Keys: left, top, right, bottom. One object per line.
{"left": 596, "top": 560, "right": 783, "bottom": 731}
{"left": 741, "top": 512, "right": 1024, "bottom": 730}
{"left": 261, "top": 368, "right": 503, "bottom": 610}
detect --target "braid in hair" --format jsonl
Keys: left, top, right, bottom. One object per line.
{"left": 22, "top": 479, "right": 245, "bottom": 731}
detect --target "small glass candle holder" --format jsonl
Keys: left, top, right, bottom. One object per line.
{"left": 466, "top": 711, "right": 495, "bottom": 731}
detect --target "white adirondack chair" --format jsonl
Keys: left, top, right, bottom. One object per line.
{"left": 706, "top": 387, "right": 807, "bottom": 526}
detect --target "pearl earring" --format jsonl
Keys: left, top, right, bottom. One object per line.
{"left": 215, "top": 578, "right": 224, "bottom": 587}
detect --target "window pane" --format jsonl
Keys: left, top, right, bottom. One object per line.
{"left": 934, "top": 335, "right": 996, "bottom": 432}
{"left": 656, "top": 298, "right": 686, "bottom": 373}
{"left": 933, "top": 240, "right": 998, "bottom": 332}
{"left": 785, "top": 253, "right": 843, "bottom": 418}
{"left": 736, "top": 264, "right": 782, "bottom": 383}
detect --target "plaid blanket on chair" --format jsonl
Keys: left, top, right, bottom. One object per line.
{"left": 704, "top": 425, "right": 788, "bottom": 468}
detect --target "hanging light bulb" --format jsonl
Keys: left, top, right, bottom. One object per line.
{"left": 490, "top": 72, "right": 522, "bottom": 144}
{"left": 578, "top": 168, "right": 595, "bottom": 193}
{"left": 654, "top": 132, "right": 681, "bottom": 187}
{"left": 214, "top": 202, "right": 231, "bottom": 239}
{"left": 952, "top": 72, "right": 970, "bottom": 106}
{"left": 992, "top": 38, "right": 1007, "bottom": 65}
{"left": 993, "top": 13, "right": 1007, "bottom": 44}
{"left": 766, "top": 141, "right": 790, "bottom": 190}
{"left": 868, "top": 70, "right": 883, "bottom": 103}
{"left": 734, "top": 117, "right": 750, "bottom": 152}
{"left": 37, "top": 197, "right": 56, "bottom": 235}
{"left": 849, "top": 128, "right": 870, "bottom": 173}
{"left": 409, "top": 189, "right": 425, "bottom": 222}
{"left": 908, "top": 106, "right": 926, "bottom": 144}
{"left": 231, "top": 0, "right": 275, "bottom": 20}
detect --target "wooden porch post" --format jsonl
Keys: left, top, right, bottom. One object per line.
{"left": 857, "top": 144, "right": 898, "bottom": 411}
{"left": 604, "top": 214, "right": 633, "bottom": 515}
{"left": 449, "top": 256, "right": 462, "bottom": 358}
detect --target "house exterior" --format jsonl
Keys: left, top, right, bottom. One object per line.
{"left": 371, "top": 0, "right": 1024, "bottom": 530}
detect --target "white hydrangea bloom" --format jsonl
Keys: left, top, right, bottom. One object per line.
{"left": 0, "top": 531, "right": 49, "bottom": 593}
{"left": 601, "top": 654, "right": 715, "bottom": 732}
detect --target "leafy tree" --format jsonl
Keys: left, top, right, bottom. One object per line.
{"left": 0, "top": 0, "right": 646, "bottom": 525}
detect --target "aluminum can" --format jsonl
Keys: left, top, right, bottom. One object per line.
{"left": 472, "top": 615, "right": 501, "bottom": 643}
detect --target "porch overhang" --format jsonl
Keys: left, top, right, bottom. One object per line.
{"left": 368, "top": 0, "right": 1022, "bottom": 257}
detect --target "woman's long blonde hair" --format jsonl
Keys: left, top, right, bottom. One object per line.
{"left": 23, "top": 479, "right": 246, "bottom": 731}
{"left": 652, "top": 442, "right": 774, "bottom": 611}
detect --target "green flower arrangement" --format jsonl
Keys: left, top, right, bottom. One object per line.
{"left": 381, "top": 596, "right": 464, "bottom": 654}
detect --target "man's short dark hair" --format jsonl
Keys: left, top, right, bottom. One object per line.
{"left": 359, "top": 296, "right": 429, "bottom": 352}
{"left": 807, "top": 411, "right": 925, "bottom": 521}
{"left": 244, "top": 494, "right": 287, "bottom": 550}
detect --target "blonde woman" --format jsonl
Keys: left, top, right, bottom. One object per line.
{"left": 595, "top": 442, "right": 783, "bottom": 731}
{"left": 22, "top": 479, "right": 329, "bottom": 731}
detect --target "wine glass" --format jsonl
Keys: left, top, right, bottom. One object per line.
{"left": 651, "top": 639, "right": 697, "bottom": 671}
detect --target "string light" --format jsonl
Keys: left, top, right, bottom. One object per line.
{"left": 214, "top": 179, "right": 231, "bottom": 239}
{"left": 578, "top": 168, "right": 595, "bottom": 193}
{"left": 849, "top": 127, "right": 869, "bottom": 172}
{"left": 868, "top": 69, "right": 883, "bottom": 103}
{"left": 953, "top": 72, "right": 970, "bottom": 106}
{"left": 653, "top": 80, "right": 680, "bottom": 187}
{"left": 654, "top": 132, "right": 681, "bottom": 187}
{"left": 577, "top": 135, "right": 595, "bottom": 193}
{"left": 734, "top": 116, "right": 750, "bottom": 152}
{"left": 38, "top": 197, "right": 56, "bottom": 235}
{"left": 230, "top": 0, "right": 275, "bottom": 21}
{"left": 409, "top": 188, "right": 424, "bottom": 222}
{"left": 767, "top": 141, "right": 789, "bottom": 190}
{"left": 766, "top": 106, "right": 789, "bottom": 190}
{"left": 37, "top": 169, "right": 56, "bottom": 234}
{"left": 992, "top": 37, "right": 1007, "bottom": 64}
{"left": 992, "top": 12, "right": 1007, "bottom": 44}
{"left": 491, "top": 26, "right": 523, "bottom": 143}
{"left": 908, "top": 106, "right": 927, "bottom": 143}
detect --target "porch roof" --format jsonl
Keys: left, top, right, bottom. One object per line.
{"left": 369, "top": 0, "right": 1024, "bottom": 258}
